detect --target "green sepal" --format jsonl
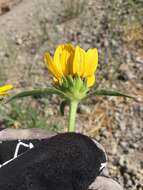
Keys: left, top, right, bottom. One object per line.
{"left": 5, "top": 87, "right": 69, "bottom": 103}
{"left": 59, "top": 75, "right": 89, "bottom": 101}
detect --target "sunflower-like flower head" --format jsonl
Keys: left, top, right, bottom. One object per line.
{"left": 44, "top": 44, "right": 98, "bottom": 100}
{"left": 4, "top": 44, "right": 132, "bottom": 133}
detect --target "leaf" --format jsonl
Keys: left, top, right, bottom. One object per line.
{"left": 60, "top": 100, "right": 69, "bottom": 116}
{"left": 5, "top": 88, "right": 69, "bottom": 103}
{"left": 89, "top": 89, "right": 134, "bottom": 99}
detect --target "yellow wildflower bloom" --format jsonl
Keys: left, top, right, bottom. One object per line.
{"left": 0, "top": 85, "right": 13, "bottom": 96}
{"left": 44, "top": 44, "right": 98, "bottom": 87}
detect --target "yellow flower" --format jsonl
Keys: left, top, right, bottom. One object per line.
{"left": 0, "top": 85, "right": 13, "bottom": 96}
{"left": 44, "top": 44, "right": 98, "bottom": 87}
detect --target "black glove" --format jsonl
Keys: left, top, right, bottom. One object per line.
{"left": 0, "top": 132, "right": 106, "bottom": 190}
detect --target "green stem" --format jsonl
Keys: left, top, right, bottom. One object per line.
{"left": 68, "top": 100, "right": 78, "bottom": 132}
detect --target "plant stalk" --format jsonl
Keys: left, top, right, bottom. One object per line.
{"left": 68, "top": 100, "right": 78, "bottom": 132}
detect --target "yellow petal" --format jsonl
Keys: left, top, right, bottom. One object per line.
{"left": 72, "top": 46, "right": 85, "bottom": 76}
{"left": 85, "top": 48, "right": 98, "bottom": 76}
{"left": 44, "top": 52, "right": 62, "bottom": 80}
{"left": 0, "top": 85, "right": 13, "bottom": 91}
{"left": 53, "top": 45, "right": 64, "bottom": 76}
{"left": 86, "top": 75, "right": 95, "bottom": 87}
{"left": 0, "top": 92, "right": 9, "bottom": 96}
{"left": 0, "top": 85, "right": 13, "bottom": 96}
{"left": 60, "top": 44, "right": 75, "bottom": 76}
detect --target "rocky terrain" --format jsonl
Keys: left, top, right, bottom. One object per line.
{"left": 0, "top": 0, "right": 143, "bottom": 189}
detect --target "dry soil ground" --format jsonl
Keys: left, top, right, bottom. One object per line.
{"left": 0, "top": 0, "right": 143, "bottom": 189}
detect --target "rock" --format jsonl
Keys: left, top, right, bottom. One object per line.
{"left": 111, "top": 141, "right": 118, "bottom": 155}
{"left": 0, "top": 0, "right": 21, "bottom": 15}
{"left": 0, "top": 128, "right": 55, "bottom": 140}
{"left": 44, "top": 107, "right": 54, "bottom": 117}
{"left": 89, "top": 176, "right": 123, "bottom": 190}
{"left": 15, "top": 37, "right": 23, "bottom": 45}
{"left": 129, "top": 143, "right": 139, "bottom": 149}
{"left": 78, "top": 105, "right": 91, "bottom": 115}
{"left": 119, "top": 155, "right": 126, "bottom": 166}
{"left": 120, "top": 141, "right": 129, "bottom": 153}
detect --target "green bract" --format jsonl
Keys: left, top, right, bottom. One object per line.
{"left": 58, "top": 75, "right": 89, "bottom": 101}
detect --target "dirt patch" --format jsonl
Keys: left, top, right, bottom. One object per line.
{"left": 0, "top": 0, "right": 22, "bottom": 15}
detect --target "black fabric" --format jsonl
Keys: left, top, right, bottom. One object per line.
{"left": 0, "top": 140, "right": 40, "bottom": 164}
{"left": 0, "top": 133, "right": 106, "bottom": 190}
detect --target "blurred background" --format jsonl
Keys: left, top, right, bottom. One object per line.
{"left": 0, "top": 0, "right": 143, "bottom": 189}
